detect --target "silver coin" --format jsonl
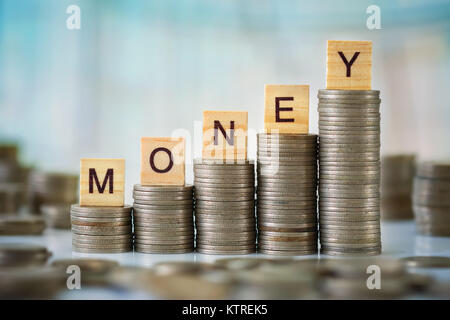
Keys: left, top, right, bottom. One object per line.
{"left": 320, "top": 236, "right": 381, "bottom": 245}
{"left": 196, "top": 221, "right": 254, "bottom": 228}
{"left": 258, "top": 204, "right": 316, "bottom": 210}
{"left": 70, "top": 204, "right": 132, "bottom": 213}
{"left": 319, "top": 120, "right": 380, "bottom": 126}
{"left": 401, "top": 256, "right": 450, "bottom": 269}
{"left": 195, "top": 209, "right": 254, "bottom": 216}
{"left": 258, "top": 212, "right": 316, "bottom": 219}
{"left": 134, "top": 246, "right": 193, "bottom": 254}
{"left": 194, "top": 182, "right": 254, "bottom": 189}
{"left": 133, "top": 198, "right": 192, "bottom": 205}
{"left": 196, "top": 248, "right": 255, "bottom": 255}
{"left": 257, "top": 248, "right": 317, "bottom": 256}
{"left": 194, "top": 175, "right": 254, "bottom": 183}
{"left": 133, "top": 211, "right": 192, "bottom": 218}
{"left": 258, "top": 235, "right": 317, "bottom": 243}
{"left": 133, "top": 189, "right": 192, "bottom": 196}
{"left": 195, "top": 200, "right": 254, "bottom": 209}
{"left": 134, "top": 229, "right": 193, "bottom": 237}
{"left": 69, "top": 211, "right": 132, "bottom": 219}
{"left": 198, "top": 232, "right": 256, "bottom": 241}
{"left": 135, "top": 237, "right": 194, "bottom": 245}
{"left": 71, "top": 225, "right": 131, "bottom": 235}
{"left": 259, "top": 186, "right": 318, "bottom": 193}
{"left": 257, "top": 241, "right": 317, "bottom": 249}
{"left": 257, "top": 152, "right": 317, "bottom": 158}
{"left": 70, "top": 215, "right": 131, "bottom": 223}
{"left": 319, "top": 214, "right": 379, "bottom": 222}
{"left": 133, "top": 184, "right": 193, "bottom": 192}
{"left": 257, "top": 146, "right": 317, "bottom": 154}
{"left": 320, "top": 244, "right": 382, "bottom": 252}
{"left": 194, "top": 158, "right": 254, "bottom": 165}
{"left": 135, "top": 238, "right": 193, "bottom": 245}
{"left": 72, "top": 242, "right": 132, "bottom": 249}
{"left": 257, "top": 133, "right": 317, "bottom": 140}
{"left": 319, "top": 232, "right": 380, "bottom": 240}
{"left": 72, "top": 246, "right": 131, "bottom": 254}
{"left": 319, "top": 135, "right": 380, "bottom": 141}
{"left": 195, "top": 195, "right": 255, "bottom": 202}
{"left": 134, "top": 247, "right": 193, "bottom": 254}
{"left": 72, "top": 238, "right": 132, "bottom": 245}
{"left": 319, "top": 127, "right": 380, "bottom": 134}
{"left": 318, "top": 116, "right": 380, "bottom": 123}
{"left": 194, "top": 186, "right": 254, "bottom": 193}
{"left": 318, "top": 109, "right": 379, "bottom": 116}
{"left": 319, "top": 192, "right": 379, "bottom": 200}
{"left": 71, "top": 234, "right": 131, "bottom": 241}
{"left": 133, "top": 194, "right": 192, "bottom": 201}
{"left": 196, "top": 243, "right": 256, "bottom": 250}
{"left": 318, "top": 89, "right": 380, "bottom": 96}
{"left": 133, "top": 203, "right": 193, "bottom": 211}
{"left": 258, "top": 218, "right": 316, "bottom": 226}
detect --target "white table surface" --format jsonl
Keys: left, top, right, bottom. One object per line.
{"left": 1, "top": 220, "right": 449, "bottom": 299}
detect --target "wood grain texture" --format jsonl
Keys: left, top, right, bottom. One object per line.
{"left": 202, "top": 111, "right": 248, "bottom": 160}
{"left": 79, "top": 158, "right": 125, "bottom": 207}
{"left": 326, "top": 40, "right": 372, "bottom": 90}
{"left": 140, "top": 137, "right": 185, "bottom": 186}
{"left": 264, "top": 85, "right": 309, "bottom": 134}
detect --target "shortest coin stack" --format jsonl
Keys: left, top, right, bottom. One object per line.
{"left": 70, "top": 205, "right": 133, "bottom": 253}
{"left": 133, "top": 185, "right": 194, "bottom": 254}
{"left": 413, "top": 162, "right": 450, "bottom": 237}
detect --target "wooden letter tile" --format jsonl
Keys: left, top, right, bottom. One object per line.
{"left": 202, "top": 111, "right": 248, "bottom": 161}
{"left": 264, "top": 85, "right": 309, "bottom": 134}
{"left": 79, "top": 158, "right": 125, "bottom": 207}
{"left": 141, "top": 137, "right": 185, "bottom": 186}
{"left": 326, "top": 40, "right": 372, "bottom": 90}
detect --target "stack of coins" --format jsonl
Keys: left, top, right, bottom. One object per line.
{"left": 381, "top": 155, "right": 416, "bottom": 220}
{"left": 0, "top": 145, "right": 26, "bottom": 215}
{"left": 70, "top": 204, "right": 133, "bottom": 253}
{"left": 28, "top": 172, "right": 78, "bottom": 214}
{"left": 0, "top": 216, "right": 46, "bottom": 235}
{"left": 256, "top": 133, "right": 318, "bottom": 255}
{"left": 0, "top": 243, "right": 52, "bottom": 268}
{"left": 0, "top": 145, "right": 21, "bottom": 182}
{"left": 194, "top": 159, "right": 256, "bottom": 255}
{"left": 413, "top": 162, "right": 450, "bottom": 236}
{"left": 318, "top": 89, "right": 381, "bottom": 256}
{"left": 41, "top": 204, "right": 72, "bottom": 229}
{"left": 132, "top": 185, "right": 194, "bottom": 254}
{"left": 0, "top": 183, "right": 23, "bottom": 214}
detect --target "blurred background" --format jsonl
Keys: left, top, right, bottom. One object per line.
{"left": 0, "top": 0, "right": 449, "bottom": 202}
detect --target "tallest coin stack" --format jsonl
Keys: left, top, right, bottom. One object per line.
{"left": 318, "top": 89, "right": 381, "bottom": 256}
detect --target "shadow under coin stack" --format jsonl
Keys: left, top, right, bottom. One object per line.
{"left": 381, "top": 154, "right": 416, "bottom": 220}
{"left": 256, "top": 133, "right": 318, "bottom": 255}
{"left": 194, "top": 159, "right": 256, "bottom": 255}
{"left": 413, "top": 162, "right": 450, "bottom": 237}
{"left": 318, "top": 89, "right": 381, "bottom": 256}
{"left": 70, "top": 205, "right": 133, "bottom": 253}
{"left": 132, "top": 185, "right": 194, "bottom": 253}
